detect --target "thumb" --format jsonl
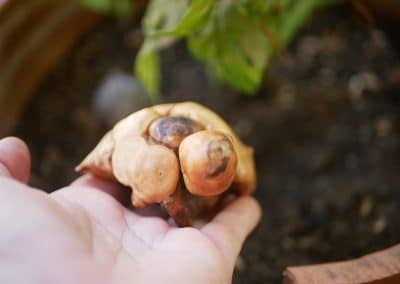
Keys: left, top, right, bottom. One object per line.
{"left": 0, "top": 137, "right": 31, "bottom": 183}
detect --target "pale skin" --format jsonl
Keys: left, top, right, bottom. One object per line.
{"left": 0, "top": 137, "right": 261, "bottom": 284}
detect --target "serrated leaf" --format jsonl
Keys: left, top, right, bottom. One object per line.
{"left": 137, "top": 0, "right": 339, "bottom": 96}
{"left": 157, "top": 0, "right": 216, "bottom": 37}
{"left": 188, "top": 0, "right": 341, "bottom": 94}
{"left": 187, "top": 3, "right": 270, "bottom": 94}
{"left": 189, "top": 35, "right": 265, "bottom": 94}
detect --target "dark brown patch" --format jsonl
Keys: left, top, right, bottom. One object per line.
{"left": 206, "top": 138, "right": 234, "bottom": 178}
{"left": 150, "top": 116, "right": 203, "bottom": 149}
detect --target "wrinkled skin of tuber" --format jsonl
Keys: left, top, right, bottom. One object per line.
{"left": 76, "top": 102, "right": 256, "bottom": 226}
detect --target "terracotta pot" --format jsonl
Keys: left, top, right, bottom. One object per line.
{"left": 284, "top": 244, "right": 400, "bottom": 284}
{"left": 0, "top": 0, "right": 98, "bottom": 136}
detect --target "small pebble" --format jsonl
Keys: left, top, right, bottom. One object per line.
{"left": 375, "top": 117, "right": 392, "bottom": 138}
{"left": 92, "top": 71, "right": 151, "bottom": 126}
{"left": 321, "top": 34, "right": 346, "bottom": 53}
{"left": 296, "top": 36, "right": 321, "bottom": 66}
{"left": 348, "top": 72, "right": 380, "bottom": 103}
{"left": 359, "top": 196, "right": 374, "bottom": 218}
{"left": 372, "top": 216, "right": 387, "bottom": 234}
{"left": 276, "top": 84, "right": 296, "bottom": 110}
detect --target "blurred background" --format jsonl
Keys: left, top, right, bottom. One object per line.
{"left": 1, "top": 0, "right": 400, "bottom": 283}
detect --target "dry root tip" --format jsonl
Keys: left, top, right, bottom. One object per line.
{"left": 149, "top": 116, "right": 204, "bottom": 150}
{"left": 75, "top": 131, "right": 115, "bottom": 180}
{"left": 179, "top": 130, "right": 238, "bottom": 196}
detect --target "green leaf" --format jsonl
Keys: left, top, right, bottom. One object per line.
{"left": 187, "top": 0, "right": 340, "bottom": 94}
{"left": 81, "top": 0, "right": 134, "bottom": 17}
{"left": 81, "top": 0, "right": 113, "bottom": 13}
{"left": 187, "top": 2, "right": 271, "bottom": 94}
{"left": 143, "top": 0, "right": 189, "bottom": 35}
{"left": 134, "top": 41, "right": 161, "bottom": 101}
{"left": 157, "top": 0, "right": 216, "bottom": 37}
{"left": 113, "top": 0, "right": 135, "bottom": 17}
{"left": 135, "top": 0, "right": 194, "bottom": 95}
{"left": 136, "top": 0, "right": 339, "bottom": 96}
{"left": 217, "top": 45, "right": 263, "bottom": 94}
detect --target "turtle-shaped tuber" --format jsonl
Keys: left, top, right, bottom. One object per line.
{"left": 76, "top": 102, "right": 256, "bottom": 226}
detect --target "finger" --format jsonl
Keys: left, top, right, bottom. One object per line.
{"left": 0, "top": 137, "right": 31, "bottom": 182}
{"left": 72, "top": 174, "right": 131, "bottom": 206}
{"left": 201, "top": 196, "right": 261, "bottom": 265}
{"left": 52, "top": 184, "right": 130, "bottom": 241}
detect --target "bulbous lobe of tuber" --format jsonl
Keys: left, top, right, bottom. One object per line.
{"left": 179, "top": 130, "right": 237, "bottom": 196}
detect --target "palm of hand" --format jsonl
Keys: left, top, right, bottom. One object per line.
{"left": 0, "top": 137, "right": 260, "bottom": 284}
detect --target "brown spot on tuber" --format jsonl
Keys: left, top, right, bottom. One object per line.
{"left": 206, "top": 137, "right": 234, "bottom": 177}
{"left": 149, "top": 116, "right": 204, "bottom": 150}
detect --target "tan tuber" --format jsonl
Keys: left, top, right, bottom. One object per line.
{"left": 76, "top": 102, "right": 256, "bottom": 226}
{"left": 179, "top": 130, "right": 238, "bottom": 196}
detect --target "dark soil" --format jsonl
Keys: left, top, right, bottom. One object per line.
{"left": 14, "top": 6, "right": 400, "bottom": 284}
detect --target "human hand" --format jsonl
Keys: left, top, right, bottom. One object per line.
{"left": 0, "top": 137, "right": 261, "bottom": 284}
